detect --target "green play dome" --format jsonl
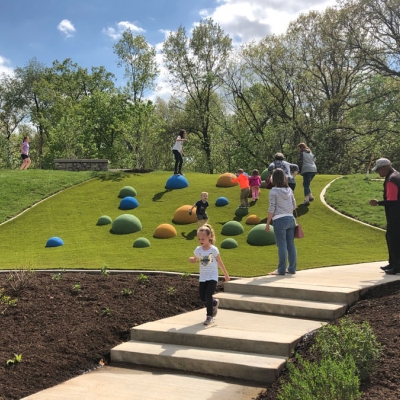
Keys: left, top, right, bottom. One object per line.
{"left": 247, "top": 223, "right": 276, "bottom": 246}
{"left": 221, "top": 238, "right": 238, "bottom": 249}
{"left": 221, "top": 221, "right": 244, "bottom": 236}
{"left": 111, "top": 214, "right": 142, "bottom": 234}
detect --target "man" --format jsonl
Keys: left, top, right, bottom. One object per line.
{"left": 369, "top": 158, "right": 400, "bottom": 274}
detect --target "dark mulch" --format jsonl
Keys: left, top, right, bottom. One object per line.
{"left": 1, "top": 272, "right": 400, "bottom": 400}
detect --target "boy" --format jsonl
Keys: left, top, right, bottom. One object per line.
{"left": 230, "top": 169, "right": 250, "bottom": 208}
{"left": 189, "top": 192, "right": 209, "bottom": 228}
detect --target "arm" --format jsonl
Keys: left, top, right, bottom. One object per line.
{"left": 371, "top": 182, "right": 399, "bottom": 207}
{"left": 189, "top": 256, "right": 197, "bottom": 263}
{"left": 265, "top": 212, "right": 274, "bottom": 232}
{"left": 216, "top": 254, "right": 230, "bottom": 282}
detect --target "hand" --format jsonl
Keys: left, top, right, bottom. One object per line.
{"left": 265, "top": 224, "right": 270, "bottom": 232}
{"left": 369, "top": 199, "right": 378, "bottom": 206}
{"left": 188, "top": 210, "right": 192, "bottom": 215}
{"left": 224, "top": 274, "right": 230, "bottom": 282}
{"left": 189, "top": 256, "right": 197, "bottom": 264}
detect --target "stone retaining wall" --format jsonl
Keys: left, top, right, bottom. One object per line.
{"left": 54, "top": 159, "right": 108, "bottom": 171}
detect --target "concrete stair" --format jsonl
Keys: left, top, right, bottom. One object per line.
{"left": 110, "top": 273, "right": 353, "bottom": 384}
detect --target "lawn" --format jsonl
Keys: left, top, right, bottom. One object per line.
{"left": 0, "top": 170, "right": 387, "bottom": 276}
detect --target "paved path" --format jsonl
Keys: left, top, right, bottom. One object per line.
{"left": 23, "top": 261, "right": 399, "bottom": 400}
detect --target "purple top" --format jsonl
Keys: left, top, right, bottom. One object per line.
{"left": 21, "top": 142, "right": 29, "bottom": 155}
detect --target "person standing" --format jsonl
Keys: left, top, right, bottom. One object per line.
{"left": 249, "top": 169, "right": 262, "bottom": 201}
{"left": 172, "top": 129, "right": 187, "bottom": 175}
{"left": 230, "top": 168, "right": 250, "bottom": 208}
{"left": 189, "top": 192, "right": 210, "bottom": 228}
{"left": 189, "top": 224, "right": 230, "bottom": 325}
{"left": 268, "top": 153, "right": 299, "bottom": 191}
{"left": 265, "top": 168, "right": 297, "bottom": 275}
{"left": 20, "top": 136, "right": 31, "bottom": 170}
{"left": 369, "top": 158, "right": 400, "bottom": 275}
{"left": 297, "top": 143, "right": 317, "bottom": 205}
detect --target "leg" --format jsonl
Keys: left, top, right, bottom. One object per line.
{"left": 243, "top": 188, "right": 250, "bottom": 207}
{"left": 302, "top": 172, "right": 315, "bottom": 202}
{"left": 25, "top": 157, "right": 31, "bottom": 169}
{"left": 288, "top": 182, "right": 296, "bottom": 191}
{"left": 386, "top": 221, "right": 400, "bottom": 271}
{"left": 286, "top": 218, "right": 297, "bottom": 273}
{"left": 254, "top": 187, "right": 260, "bottom": 199}
{"left": 177, "top": 153, "right": 183, "bottom": 174}
{"left": 251, "top": 187, "right": 256, "bottom": 201}
{"left": 272, "top": 217, "right": 289, "bottom": 274}
{"left": 173, "top": 150, "right": 180, "bottom": 174}
{"left": 204, "top": 280, "right": 217, "bottom": 317}
{"left": 199, "top": 282, "right": 207, "bottom": 310}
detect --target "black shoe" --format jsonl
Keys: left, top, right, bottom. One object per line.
{"left": 385, "top": 268, "right": 400, "bottom": 275}
{"left": 380, "top": 264, "right": 391, "bottom": 271}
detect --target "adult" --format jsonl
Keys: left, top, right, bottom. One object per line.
{"left": 297, "top": 142, "right": 317, "bottom": 205}
{"left": 265, "top": 168, "right": 297, "bottom": 275}
{"left": 172, "top": 129, "right": 187, "bottom": 175}
{"left": 20, "top": 136, "right": 31, "bottom": 170}
{"left": 369, "top": 158, "right": 400, "bottom": 275}
{"left": 268, "top": 152, "right": 299, "bottom": 191}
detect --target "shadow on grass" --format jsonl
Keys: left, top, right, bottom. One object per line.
{"left": 96, "top": 171, "right": 129, "bottom": 182}
{"left": 181, "top": 229, "right": 198, "bottom": 240}
{"left": 296, "top": 205, "right": 310, "bottom": 217}
{"left": 152, "top": 189, "right": 172, "bottom": 202}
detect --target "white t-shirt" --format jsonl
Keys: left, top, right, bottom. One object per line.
{"left": 193, "top": 245, "right": 220, "bottom": 282}
{"left": 172, "top": 137, "right": 183, "bottom": 152}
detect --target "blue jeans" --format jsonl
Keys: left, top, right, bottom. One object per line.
{"left": 302, "top": 172, "right": 316, "bottom": 197}
{"left": 273, "top": 216, "right": 297, "bottom": 274}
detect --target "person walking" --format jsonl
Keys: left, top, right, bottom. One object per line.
{"left": 189, "top": 192, "right": 209, "bottom": 228}
{"left": 249, "top": 169, "right": 262, "bottom": 201}
{"left": 265, "top": 168, "right": 297, "bottom": 275}
{"left": 268, "top": 153, "right": 299, "bottom": 191}
{"left": 20, "top": 136, "right": 31, "bottom": 170}
{"left": 189, "top": 224, "right": 230, "bottom": 325}
{"left": 172, "top": 129, "right": 187, "bottom": 175}
{"left": 297, "top": 143, "right": 317, "bottom": 205}
{"left": 230, "top": 168, "right": 250, "bottom": 208}
{"left": 369, "top": 158, "right": 400, "bottom": 275}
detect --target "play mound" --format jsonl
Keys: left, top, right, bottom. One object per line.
{"left": 154, "top": 223, "right": 177, "bottom": 239}
{"left": 261, "top": 168, "right": 270, "bottom": 180}
{"left": 97, "top": 215, "right": 112, "bottom": 226}
{"left": 246, "top": 214, "right": 261, "bottom": 225}
{"left": 247, "top": 223, "right": 276, "bottom": 246}
{"left": 165, "top": 175, "right": 189, "bottom": 189}
{"left": 221, "top": 238, "right": 238, "bottom": 249}
{"left": 119, "top": 196, "right": 139, "bottom": 210}
{"left": 133, "top": 237, "right": 151, "bottom": 248}
{"left": 216, "top": 173, "right": 237, "bottom": 187}
{"left": 221, "top": 221, "right": 244, "bottom": 236}
{"left": 111, "top": 214, "right": 142, "bottom": 234}
{"left": 215, "top": 196, "right": 229, "bottom": 207}
{"left": 235, "top": 207, "right": 249, "bottom": 216}
{"left": 45, "top": 237, "right": 64, "bottom": 247}
{"left": 118, "top": 186, "right": 137, "bottom": 198}
{"left": 173, "top": 205, "right": 198, "bottom": 224}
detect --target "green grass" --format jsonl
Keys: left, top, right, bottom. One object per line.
{"left": 325, "top": 174, "right": 386, "bottom": 229}
{"left": 0, "top": 170, "right": 94, "bottom": 223}
{"left": 0, "top": 171, "right": 387, "bottom": 276}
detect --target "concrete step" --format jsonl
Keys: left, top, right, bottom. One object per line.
{"left": 215, "top": 292, "right": 348, "bottom": 320}
{"left": 111, "top": 340, "right": 287, "bottom": 384}
{"left": 224, "top": 276, "right": 360, "bottom": 305}
{"left": 129, "top": 309, "right": 325, "bottom": 357}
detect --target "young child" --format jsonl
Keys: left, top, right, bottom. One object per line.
{"left": 230, "top": 168, "right": 250, "bottom": 208}
{"left": 189, "top": 224, "right": 230, "bottom": 325}
{"left": 189, "top": 192, "right": 209, "bottom": 228}
{"left": 248, "top": 169, "right": 261, "bottom": 201}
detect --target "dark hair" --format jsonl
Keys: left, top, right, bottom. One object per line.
{"left": 274, "top": 152, "right": 284, "bottom": 161}
{"left": 237, "top": 168, "right": 244, "bottom": 174}
{"left": 23, "top": 136, "right": 29, "bottom": 142}
{"left": 272, "top": 168, "right": 288, "bottom": 188}
{"left": 251, "top": 169, "right": 259, "bottom": 176}
{"left": 178, "top": 129, "right": 187, "bottom": 139}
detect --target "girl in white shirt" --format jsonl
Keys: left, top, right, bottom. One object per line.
{"left": 172, "top": 129, "right": 187, "bottom": 175}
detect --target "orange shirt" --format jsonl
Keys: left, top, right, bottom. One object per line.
{"left": 231, "top": 174, "right": 250, "bottom": 189}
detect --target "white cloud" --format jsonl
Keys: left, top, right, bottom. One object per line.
{"left": 0, "top": 55, "right": 14, "bottom": 76}
{"left": 57, "top": 19, "right": 76, "bottom": 38}
{"left": 103, "top": 21, "right": 145, "bottom": 41}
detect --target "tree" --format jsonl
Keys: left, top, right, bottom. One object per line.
{"left": 162, "top": 18, "right": 232, "bottom": 173}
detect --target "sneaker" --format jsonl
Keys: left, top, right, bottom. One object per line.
{"left": 385, "top": 269, "right": 400, "bottom": 275}
{"left": 309, "top": 196, "right": 315, "bottom": 201}
{"left": 203, "top": 316, "right": 214, "bottom": 325}
{"left": 302, "top": 200, "right": 310, "bottom": 206}
{"left": 212, "top": 299, "right": 220, "bottom": 317}
{"left": 380, "top": 264, "right": 391, "bottom": 271}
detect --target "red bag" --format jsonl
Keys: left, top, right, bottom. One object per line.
{"left": 294, "top": 224, "right": 304, "bottom": 239}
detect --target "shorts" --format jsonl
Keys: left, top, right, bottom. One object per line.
{"left": 21, "top": 154, "right": 29, "bottom": 160}
{"left": 196, "top": 212, "right": 208, "bottom": 221}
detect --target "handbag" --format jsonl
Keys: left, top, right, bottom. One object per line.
{"left": 294, "top": 224, "right": 304, "bottom": 239}
{"left": 265, "top": 175, "right": 273, "bottom": 189}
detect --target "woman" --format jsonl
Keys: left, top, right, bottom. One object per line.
{"left": 268, "top": 152, "right": 299, "bottom": 191}
{"left": 172, "top": 129, "right": 187, "bottom": 175}
{"left": 20, "top": 136, "right": 31, "bottom": 170}
{"left": 265, "top": 168, "right": 297, "bottom": 275}
{"left": 297, "top": 142, "right": 317, "bottom": 205}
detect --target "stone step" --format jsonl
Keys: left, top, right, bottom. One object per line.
{"left": 215, "top": 292, "right": 348, "bottom": 320}
{"left": 111, "top": 340, "right": 287, "bottom": 384}
{"left": 129, "top": 309, "right": 324, "bottom": 357}
{"left": 224, "top": 277, "right": 360, "bottom": 305}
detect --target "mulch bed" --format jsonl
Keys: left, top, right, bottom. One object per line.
{"left": 1, "top": 272, "right": 400, "bottom": 400}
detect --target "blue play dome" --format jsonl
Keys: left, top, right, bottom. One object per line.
{"left": 46, "top": 237, "right": 64, "bottom": 247}
{"left": 165, "top": 175, "right": 189, "bottom": 189}
{"left": 215, "top": 197, "right": 229, "bottom": 207}
{"left": 119, "top": 196, "right": 139, "bottom": 210}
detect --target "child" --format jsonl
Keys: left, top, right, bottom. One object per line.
{"left": 189, "top": 192, "right": 209, "bottom": 228}
{"left": 189, "top": 224, "right": 230, "bottom": 325}
{"left": 248, "top": 169, "right": 261, "bottom": 201}
{"left": 230, "top": 168, "right": 250, "bottom": 208}
{"left": 172, "top": 129, "right": 187, "bottom": 175}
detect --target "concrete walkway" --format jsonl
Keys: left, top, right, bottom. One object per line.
{"left": 23, "top": 261, "right": 399, "bottom": 400}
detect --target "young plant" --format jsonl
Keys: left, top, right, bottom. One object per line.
{"left": 100, "top": 265, "right": 110, "bottom": 276}
{"left": 137, "top": 273, "right": 149, "bottom": 284}
{"left": 181, "top": 271, "right": 191, "bottom": 278}
{"left": 100, "top": 307, "right": 111, "bottom": 316}
{"left": 167, "top": 286, "right": 176, "bottom": 296}
{"left": 0, "top": 288, "right": 18, "bottom": 314}
{"left": 71, "top": 283, "right": 81, "bottom": 292}
{"left": 51, "top": 269, "right": 66, "bottom": 281}
{"left": 121, "top": 288, "right": 132, "bottom": 296}
{"left": 6, "top": 353, "right": 22, "bottom": 366}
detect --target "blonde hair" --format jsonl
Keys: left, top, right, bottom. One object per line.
{"left": 197, "top": 223, "right": 216, "bottom": 244}
{"left": 201, "top": 191, "right": 208, "bottom": 197}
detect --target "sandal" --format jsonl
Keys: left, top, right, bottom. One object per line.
{"left": 269, "top": 269, "right": 285, "bottom": 276}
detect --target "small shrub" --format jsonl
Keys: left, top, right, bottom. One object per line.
{"left": 0, "top": 288, "right": 18, "bottom": 314}
{"left": 100, "top": 266, "right": 110, "bottom": 276}
{"left": 121, "top": 288, "right": 132, "bottom": 296}
{"left": 182, "top": 272, "right": 191, "bottom": 278}
{"left": 6, "top": 264, "right": 36, "bottom": 294}
{"left": 100, "top": 307, "right": 111, "bottom": 316}
{"left": 71, "top": 283, "right": 81, "bottom": 292}
{"left": 137, "top": 273, "right": 149, "bottom": 284}
{"left": 312, "top": 316, "right": 383, "bottom": 381}
{"left": 51, "top": 269, "right": 65, "bottom": 281}
{"left": 6, "top": 353, "right": 22, "bottom": 367}
{"left": 167, "top": 286, "right": 176, "bottom": 296}
{"left": 278, "top": 354, "right": 361, "bottom": 400}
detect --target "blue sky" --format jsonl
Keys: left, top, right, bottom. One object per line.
{"left": 0, "top": 0, "right": 336, "bottom": 98}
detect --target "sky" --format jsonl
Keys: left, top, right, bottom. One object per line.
{"left": 0, "top": 0, "right": 336, "bottom": 99}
